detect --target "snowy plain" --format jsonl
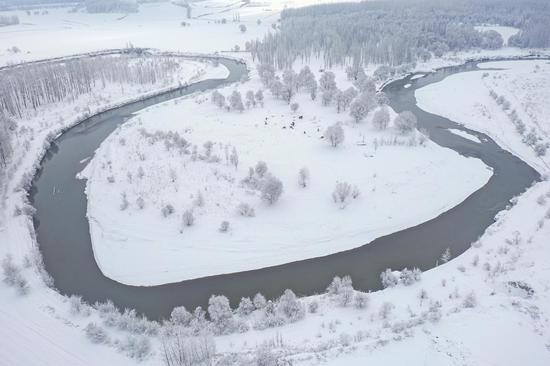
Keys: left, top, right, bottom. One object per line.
{"left": 80, "top": 65, "right": 491, "bottom": 285}
{"left": 1, "top": 1, "right": 550, "bottom": 366}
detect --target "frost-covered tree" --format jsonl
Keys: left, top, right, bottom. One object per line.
{"left": 440, "top": 247, "right": 451, "bottom": 263}
{"left": 208, "top": 295, "right": 234, "bottom": 334}
{"left": 211, "top": 90, "right": 226, "bottom": 109}
{"left": 394, "top": 111, "right": 417, "bottom": 134}
{"left": 325, "top": 123, "right": 345, "bottom": 148}
{"left": 297, "top": 66, "right": 317, "bottom": 97}
{"left": 281, "top": 69, "right": 298, "bottom": 103}
{"left": 246, "top": 90, "right": 256, "bottom": 108}
{"left": 170, "top": 306, "right": 192, "bottom": 326}
{"left": 257, "top": 63, "right": 275, "bottom": 87}
{"left": 400, "top": 267, "right": 422, "bottom": 285}
{"left": 372, "top": 107, "right": 390, "bottom": 130}
{"left": 269, "top": 79, "right": 284, "bottom": 99}
{"left": 350, "top": 93, "right": 375, "bottom": 123}
{"left": 181, "top": 209, "right": 195, "bottom": 228}
{"left": 229, "top": 147, "right": 239, "bottom": 168}
{"left": 290, "top": 102, "right": 299, "bottom": 113}
{"left": 229, "top": 91, "right": 244, "bottom": 112}
{"left": 298, "top": 167, "right": 309, "bottom": 188}
{"left": 255, "top": 161, "right": 268, "bottom": 177}
{"left": 277, "top": 289, "right": 305, "bottom": 322}
{"left": 319, "top": 71, "right": 336, "bottom": 92}
{"left": 380, "top": 268, "right": 399, "bottom": 288}
{"left": 261, "top": 175, "right": 284, "bottom": 204}
{"left": 236, "top": 297, "right": 255, "bottom": 316}
{"left": 354, "top": 292, "right": 369, "bottom": 309}
{"left": 253, "top": 293, "right": 267, "bottom": 309}
{"left": 255, "top": 89, "right": 264, "bottom": 106}
{"left": 332, "top": 181, "right": 355, "bottom": 209}
{"left": 321, "top": 89, "right": 335, "bottom": 106}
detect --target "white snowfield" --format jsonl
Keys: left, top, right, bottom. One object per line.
{"left": 80, "top": 65, "right": 492, "bottom": 285}
{"left": 416, "top": 60, "right": 550, "bottom": 173}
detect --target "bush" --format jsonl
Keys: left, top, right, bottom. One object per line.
{"left": 324, "top": 123, "right": 345, "bottom": 147}
{"left": 277, "top": 289, "right": 305, "bottom": 322}
{"left": 181, "top": 210, "right": 195, "bottom": 228}
{"left": 332, "top": 182, "right": 356, "bottom": 209}
{"left": 219, "top": 221, "right": 230, "bottom": 233}
{"left": 237, "top": 202, "right": 255, "bottom": 217}
{"left": 120, "top": 336, "right": 152, "bottom": 361}
{"left": 1, "top": 256, "right": 29, "bottom": 295}
{"left": 171, "top": 306, "right": 192, "bottom": 326}
{"left": 400, "top": 267, "right": 422, "bottom": 286}
{"left": 298, "top": 167, "right": 310, "bottom": 188}
{"left": 463, "top": 291, "right": 477, "bottom": 308}
{"left": 253, "top": 293, "right": 267, "bottom": 309}
{"left": 379, "top": 302, "right": 394, "bottom": 320}
{"left": 208, "top": 295, "right": 234, "bottom": 335}
{"left": 372, "top": 107, "right": 390, "bottom": 130}
{"left": 354, "top": 292, "right": 369, "bottom": 309}
{"left": 162, "top": 204, "right": 175, "bottom": 217}
{"left": 380, "top": 268, "right": 398, "bottom": 288}
{"left": 260, "top": 175, "right": 284, "bottom": 205}
{"left": 394, "top": 111, "right": 417, "bottom": 134}
{"left": 308, "top": 300, "right": 319, "bottom": 313}
{"left": 85, "top": 323, "right": 109, "bottom": 344}
{"left": 69, "top": 295, "right": 91, "bottom": 316}
{"left": 255, "top": 161, "right": 268, "bottom": 178}
{"left": 236, "top": 297, "right": 255, "bottom": 316}
{"left": 161, "top": 334, "right": 215, "bottom": 366}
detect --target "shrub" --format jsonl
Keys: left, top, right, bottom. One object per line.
{"left": 255, "top": 161, "right": 268, "bottom": 178}
{"left": 85, "top": 323, "right": 109, "bottom": 344}
{"left": 237, "top": 202, "right": 255, "bottom": 217}
{"left": 380, "top": 268, "right": 398, "bottom": 288}
{"left": 69, "top": 295, "right": 91, "bottom": 316}
{"left": 463, "top": 291, "right": 477, "bottom": 308}
{"left": 161, "top": 334, "right": 215, "bottom": 366}
{"left": 253, "top": 293, "right": 267, "bottom": 309}
{"left": 298, "top": 167, "right": 310, "bottom": 188}
{"left": 332, "top": 182, "right": 353, "bottom": 209}
{"left": 181, "top": 210, "right": 195, "bottom": 228}
{"left": 219, "top": 221, "right": 230, "bottom": 233}
{"left": 394, "top": 111, "right": 417, "bottom": 134}
{"left": 260, "top": 175, "right": 284, "bottom": 205}
{"left": 277, "top": 289, "right": 305, "bottom": 322}
{"left": 208, "top": 295, "right": 234, "bottom": 335}
{"left": 354, "top": 292, "right": 370, "bottom": 309}
{"left": 236, "top": 297, "right": 255, "bottom": 316}
{"left": 324, "top": 123, "right": 345, "bottom": 147}
{"left": 162, "top": 204, "right": 175, "bottom": 217}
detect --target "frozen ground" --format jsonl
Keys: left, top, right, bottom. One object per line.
{"left": 416, "top": 59, "right": 550, "bottom": 173}
{"left": 80, "top": 63, "right": 491, "bottom": 285}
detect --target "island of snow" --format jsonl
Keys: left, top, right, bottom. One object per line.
{"left": 80, "top": 68, "right": 492, "bottom": 286}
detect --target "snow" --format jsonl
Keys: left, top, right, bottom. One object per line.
{"left": 475, "top": 25, "right": 520, "bottom": 46}
{"left": 448, "top": 128, "right": 481, "bottom": 143}
{"left": 1, "top": 2, "right": 550, "bottom": 365}
{"left": 416, "top": 59, "right": 550, "bottom": 173}
{"left": 79, "top": 60, "right": 492, "bottom": 285}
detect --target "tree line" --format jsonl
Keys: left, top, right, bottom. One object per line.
{"left": 247, "top": 0, "right": 550, "bottom": 69}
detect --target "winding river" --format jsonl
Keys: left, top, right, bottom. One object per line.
{"left": 30, "top": 56, "right": 540, "bottom": 320}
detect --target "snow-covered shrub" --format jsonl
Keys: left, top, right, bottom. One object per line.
{"left": 290, "top": 102, "right": 299, "bottom": 113}
{"left": 326, "top": 275, "right": 354, "bottom": 306}
{"left": 1, "top": 256, "right": 29, "bottom": 295}
{"left": 537, "top": 195, "right": 547, "bottom": 206}
{"left": 236, "top": 297, "right": 255, "bottom": 316}
{"left": 255, "top": 89, "right": 264, "bottom": 106}
{"left": 69, "top": 295, "right": 91, "bottom": 316}
{"left": 86, "top": 0, "right": 138, "bottom": 13}
{"left": 260, "top": 175, "right": 284, "bottom": 205}
{"left": 208, "top": 295, "right": 234, "bottom": 335}
{"left": 462, "top": 291, "right": 477, "bottom": 308}
{"left": 534, "top": 143, "right": 548, "bottom": 157}
{"left": 372, "top": 107, "right": 390, "bottom": 130}
{"left": 162, "top": 204, "right": 175, "bottom": 217}
{"left": 161, "top": 334, "right": 215, "bottom": 366}
{"left": 136, "top": 196, "right": 145, "bottom": 210}
{"left": 255, "top": 161, "right": 268, "bottom": 178}
{"left": 394, "top": 111, "right": 417, "bottom": 134}
{"left": 425, "top": 301, "right": 442, "bottom": 323}
{"left": 277, "top": 289, "right": 305, "bottom": 322}
{"left": 119, "top": 335, "right": 152, "bottom": 361}
{"left": 254, "top": 301, "right": 285, "bottom": 330}
{"left": 254, "top": 343, "right": 279, "bottom": 366}
{"left": 237, "top": 202, "right": 256, "bottom": 217}
{"left": 219, "top": 221, "right": 230, "bottom": 233}
{"left": 308, "top": 300, "right": 319, "bottom": 314}
{"left": 239, "top": 24, "right": 247, "bottom": 33}
{"left": 400, "top": 268, "right": 422, "bottom": 286}
{"left": 211, "top": 90, "right": 226, "bottom": 109}
{"left": 253, "top": 293, "right": 267, "bottom": 310}
{"left": 171, "top": 306, "right": 193, "bottom": 327}
{"left": 324, "top": 123, "right": 345, "bottom": 148}
{"left": 229, "top": 91, "right": 244, "bottom": 112}
{"left": 379, "top": 302, "right": 395, "bottom": 320}
{"left": 181, "top": 210, "right": 195, "bottom": 228}
{"left": 418, "top": 289, "right": 428, "bottom": 305}
{"left": 440, "top": 247, "right": 451, "bottom": 263}
{"left": 229, "top": 147, "right": 239, "bottom": 168}
{"left": 380, "top": 268, "right": 399, "bottom": 288}
{"left": 298, "top": 167, "right": 310, "bottom": 188}
{"left": 85, "top": 323, "right": 109, "bottom": 344}
{"left": 332, "top": 181, "right": 352, "bottom": 209}
{"left": 354, "top": 292, "right": 370, "bottom": 309}
{"left": 120, "top": 192, "right": 129, "bottom": 210}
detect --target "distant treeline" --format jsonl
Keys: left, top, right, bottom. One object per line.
{"left": 0, "top": 14, "right": 18, "bottom": 26}
{"left": 248, "top": 0, "right": 550, "bottom": 69}
{"left": 85, "top": 0, "right": 138, "bottom": 13}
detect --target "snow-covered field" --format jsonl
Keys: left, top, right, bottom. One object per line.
{"left": 80, "top": 63, "right": 491, "bottom": 285}
{"left": 416, "top": 59, "right": 550, "bottom": 173}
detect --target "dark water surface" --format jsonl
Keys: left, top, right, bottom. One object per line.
{"left": 30, "top": 58, "right": 540, "bottom": 320}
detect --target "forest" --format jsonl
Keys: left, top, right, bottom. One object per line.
{"left": 248, "top": 0, "right": 550, "bottom": 69}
